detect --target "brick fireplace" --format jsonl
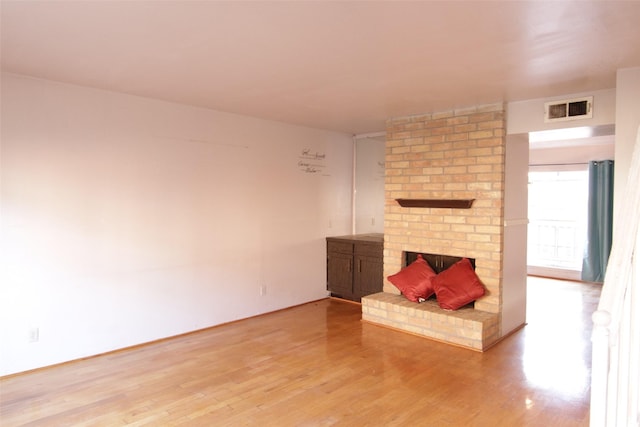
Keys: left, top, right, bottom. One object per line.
{"left": 362, "top": 103, "right": 508, "bottom": 351}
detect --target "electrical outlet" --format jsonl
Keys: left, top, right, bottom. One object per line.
{"left": 260, "top": 283, "right": 267, "bottom": 296}
{"left": 28, "top": 327, "right": 39, "bottom": 343}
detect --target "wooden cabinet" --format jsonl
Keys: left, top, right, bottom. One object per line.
{"left": 326, "top": 234, "right": 383, "bottom": 302}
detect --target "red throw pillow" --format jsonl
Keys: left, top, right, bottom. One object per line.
{"left": 432, "top": 258, "right": 485, "bottom": 310}
{"left": 387, "top": 255, "right": 437, "bottom": 302}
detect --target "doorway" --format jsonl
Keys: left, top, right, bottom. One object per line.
{"left": 527, "top": 125, "right": 615, "bottom": 281}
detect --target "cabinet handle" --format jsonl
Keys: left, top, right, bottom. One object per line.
{"left": 358, "top": 259, "right": 362, "bottom": 272}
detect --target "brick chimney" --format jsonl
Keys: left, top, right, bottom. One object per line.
{"left": 384, "top": 103, "right": 506, "bottom": 321}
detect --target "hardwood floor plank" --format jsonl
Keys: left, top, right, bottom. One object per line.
{"left": 1, "top": 278, "right": 598, "bottom": 426}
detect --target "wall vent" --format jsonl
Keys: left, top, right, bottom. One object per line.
{"left": 544, "top": 96, "right": 593, "bottom": 123}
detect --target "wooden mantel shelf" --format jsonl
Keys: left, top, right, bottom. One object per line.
{"left": 395, "top": 198, "right": 475, "bottom": 209}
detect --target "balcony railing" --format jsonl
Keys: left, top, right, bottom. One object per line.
{"left": 528, "top": 219, "right": 585, "bottom": 271}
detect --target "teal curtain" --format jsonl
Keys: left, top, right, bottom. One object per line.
{"left": 581, "top": 160, "right": 614, "bottom": 282}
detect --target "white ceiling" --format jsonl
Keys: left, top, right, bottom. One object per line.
{"left": 2, "top": 1, "right": 640, "bottom": 135}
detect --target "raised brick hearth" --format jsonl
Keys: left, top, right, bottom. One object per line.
{"left": 362, "top": 293, "right": 499, "bottom": 351}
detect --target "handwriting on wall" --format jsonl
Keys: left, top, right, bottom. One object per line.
{"left": 298, "top": 148, "right": 327, "bottom": 174}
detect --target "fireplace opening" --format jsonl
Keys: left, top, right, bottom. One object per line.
{"left": 404, "top": 251, "right": 476, "bottom": 272}
{"left": 404, "top": 251, "right": 477, "bottom": 307}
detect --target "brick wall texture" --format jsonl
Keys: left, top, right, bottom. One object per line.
{"left": 384, "top": 103, "right": 506, "bottom": 316}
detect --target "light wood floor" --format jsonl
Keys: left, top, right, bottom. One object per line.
{"left": 0, "top": 277, "right": 601, "bottom": 426}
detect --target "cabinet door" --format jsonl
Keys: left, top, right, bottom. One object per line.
{"left": 354, "top": 255, "right": 383, "bottom": 299}
{"left": 327, "top": 252, "right": 353, "bottom": 298}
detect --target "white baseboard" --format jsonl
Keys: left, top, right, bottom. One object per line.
{"left": 527, "top": 265, "right": 582, "bottom": 281}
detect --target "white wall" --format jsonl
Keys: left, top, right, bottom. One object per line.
{"left": 0, "top": 73, "right": 354, "bottom": 376}
{"left": 614, "top": 67, "right": 640, "bottom": 224}
{"left": 506, "top": 88, "right": 616, "bottom": 135}
{"left": 529, "top": 140, "right": 614, "bottom": 166}
{"left": 354, "top": 136, "right": 385, "bottom": 234}
{"left": 502, "top": 133, "right": 529, "bottom": 334}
